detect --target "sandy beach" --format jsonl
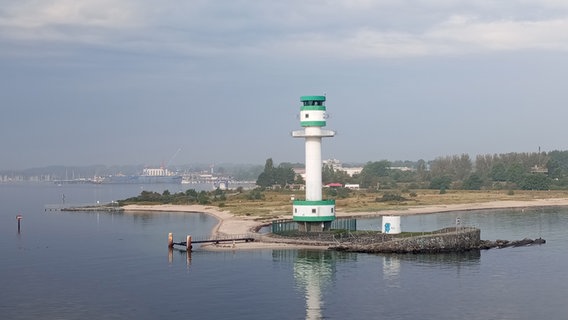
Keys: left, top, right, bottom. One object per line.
{"left": 123, "top": 198, "right": 568, "bottom": 250}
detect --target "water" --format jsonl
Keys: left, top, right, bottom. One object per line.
{"left": 2, "top": 183, "right": 568, "bottom": 319}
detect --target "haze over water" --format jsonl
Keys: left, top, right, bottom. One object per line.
{"left": 2, "top": 183, "right": 567, "bottom": 319}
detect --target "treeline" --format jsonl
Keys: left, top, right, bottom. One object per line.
{"left": 348, "top": 151, "right": 560, "bottom": 191}
{"left": 255, "top": 158, "right": 302, "bottom": 187}
{"left": 118, "top": 188, "right": 231, "bottom": 206}
{"left": 257, "top": 150, "right": 568, "bottom": 191}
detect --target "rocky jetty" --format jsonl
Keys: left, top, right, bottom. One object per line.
{"left": 478, "top": 237, "right": 546, "bottom": 249}
{"left": 328, "top": 227, "right": 546, "bottom": 254}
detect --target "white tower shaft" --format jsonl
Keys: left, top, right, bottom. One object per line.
{"left": 305, "top": 127, "right": 323, "bottom": 201}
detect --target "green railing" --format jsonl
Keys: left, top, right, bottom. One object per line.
{"left": 271, "top": 218, "right": 357, "bottom": 234}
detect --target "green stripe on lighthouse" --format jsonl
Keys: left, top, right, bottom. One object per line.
{"left": 301, "top": 121, "right": 326, "bottom": 127}
{"left": 300, "top": 106, "right": 326, "bottom": 111}
{"left": 300, "top": 96, "right": 326, "bottom": 102}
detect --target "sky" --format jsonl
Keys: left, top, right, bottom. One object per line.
{"left": 2, "top": 1, "right": 568, "bottom": 170}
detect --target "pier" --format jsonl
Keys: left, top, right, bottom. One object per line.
{"left": 45, "top": 203, "right": 122, "bottom": 212}
{"left": 168, "top": 233, "right": 257, "bottom": 251}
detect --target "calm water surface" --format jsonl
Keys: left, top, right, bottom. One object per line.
{"left": 1, "top": 183, "right": 567, "bottom": 319}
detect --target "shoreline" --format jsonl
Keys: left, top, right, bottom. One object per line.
{"left": 123, "top": 198, "right": 568, "bottom": 250}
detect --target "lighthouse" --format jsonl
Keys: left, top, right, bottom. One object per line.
{"left": 292, "top": 95, "right": 336, "bottom": 232}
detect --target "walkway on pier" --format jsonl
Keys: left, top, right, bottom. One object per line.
{"left": 169, "top": 232, "right": 261, "bottom": 251}
{"left": 173, "top": 234, "right": 257, "bottom": 246}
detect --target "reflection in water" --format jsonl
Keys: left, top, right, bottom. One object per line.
{"left": 273, "top": 248, "right": 483, "bottom": 319}
{"left": 273, "top": 250, "right": 356, "bottom": 320}
{"left": 382, "top": 255, "right": 401, "bottom": 288}
{"left": 168, "top": 247, "right": 192, "bottom": 270}
{"left": 381, "top": 251, "right": 481, "bottom": 288}
{"left": 386, "top": 250, "right": 481, "bottom": 265}
{"left": 294, "top": 251, "right": 332, "bottom": 320}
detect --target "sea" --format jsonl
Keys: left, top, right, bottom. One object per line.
{"left": 1, "top": 182, "right": 567, "bottom": 320}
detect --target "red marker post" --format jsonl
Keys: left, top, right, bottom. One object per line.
{"left": 16, "top": 214, "right": 23, "bottom": 233}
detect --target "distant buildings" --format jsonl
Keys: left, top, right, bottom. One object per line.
{"left": 293, "top": 159, "right": 363, "bottom": 182}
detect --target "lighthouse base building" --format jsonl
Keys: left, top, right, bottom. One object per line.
{"left": 292, "top": 200, "right": 335, "bottom": 232}
{"left": 292, "top": 95, "right": 336, "bottom": 232}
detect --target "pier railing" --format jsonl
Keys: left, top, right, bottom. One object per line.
{"left": 271, "top": 218, "right": 357, "bottom": 234}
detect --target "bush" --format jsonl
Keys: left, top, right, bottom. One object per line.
{"left": 326, "top": 187, "right": 351, "bottom": 199}
{"left": 376, "top": 193, "right": 408, "bottom": 202}
{"left": 247, "top": 189, "right": 265, "bottom": 200}
{"left": 430, "top": 176, "right": 452, "bottom": 190}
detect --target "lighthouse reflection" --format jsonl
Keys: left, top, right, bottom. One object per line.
{"left": 272, "top": 249, "right": 482, "bottom": 319}
{"left": 273, "top": 250, "right": 347, "bottom": 320}
{"left": 294, "top": 250, "right": 334, "bottom": 320}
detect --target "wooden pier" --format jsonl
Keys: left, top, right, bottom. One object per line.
{"left": 168, "top": 232, "right": 256, "bottom": 251}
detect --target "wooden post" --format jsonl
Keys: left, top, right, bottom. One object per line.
{"left": 186, "top": 235, "right": 192, "bottom": 251}
{"left": 168, "top": 232, "right": 173, "bottom": 248}
{"left": 16, "top": 215, "right": 22, "bottom": 233}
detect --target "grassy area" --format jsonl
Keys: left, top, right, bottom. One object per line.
{"left": 218, "top": 189, "right": 568, "bottom": 217}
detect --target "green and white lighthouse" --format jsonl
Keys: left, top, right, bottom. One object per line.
{"left": 292, "top": 95, "right": 336, "bottom": 232}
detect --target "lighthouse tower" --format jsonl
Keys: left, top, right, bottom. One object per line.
{"left": 292, "top": 95, "right": 336, "bottom": 232}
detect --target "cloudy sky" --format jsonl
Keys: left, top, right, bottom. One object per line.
{"left": 2, "top": 1, "right": 568, "bottom": 170}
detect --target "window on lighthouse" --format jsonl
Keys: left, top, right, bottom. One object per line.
{"left": 305, "top": 114, "right": 309, "bottom": 118}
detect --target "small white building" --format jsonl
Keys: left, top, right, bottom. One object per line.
{"left": 143, "top": 168, "right": 169, "bottom": 176}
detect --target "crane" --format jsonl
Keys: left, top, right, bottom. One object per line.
{"left": 163, "top": 148, "right": 182, "bottom": 168}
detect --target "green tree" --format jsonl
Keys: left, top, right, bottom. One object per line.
{"left": 453, "top": 154, "right": 473, "bottom": 180}
{"left": 506, "top": 163, "right": 525, "bottom": 184}
{"left": 547, "top": 150, "right": 568, "bottom": 179}
{"left": 197, "top": 191, "right": 210, "bottom": 204}
{"left": 274, "top": 164, "right": 295, "bottom": 187}
{"left": 185, "top": 189, "right": 198, "bottom": 198}
{"left": 429, "top": 176, "right": 452, "bottom": 190}
{"left": 256, "top": 158, "right": 296, "bottom": 188}
{"left": 475, "top": 154, "right": 494, "bottom": 179}
{"left": 463, "top": 172, "right": 484, "bottom": 190}
{"left": 359, "top": 160, "right": 391, "bottom": 188}
{"left": 322, "top": 164, "right": 352, "bottom": 185}
{"left": 256, "top": 158, "right": 275, "bottom": 188}
{"left": 416, "top": 159, "right": 428, "bottom": 182}
{"left": 520, "top": 174, "right": 550, "bottom": 190}
{"left": 322, "top": 164, "right": 335, "bottom": 184}
{"left": 490, "top": 163, "right": 507, "bottom": 181}
{"left": 213, "top": 188, "right": 226, "bottom": 201}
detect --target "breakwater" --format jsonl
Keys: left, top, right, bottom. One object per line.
{"left": 329, "top": 227, "right": 545, "bottom": 254}
{"left": 45, "top": 204, "right": 123, "bottom": 212}
{"left": 265, "top": 227, "right": 545, "bottom": 253}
